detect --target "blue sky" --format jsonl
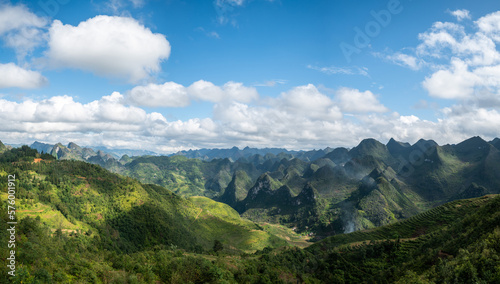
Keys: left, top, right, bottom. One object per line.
{"left": 0, "top": 0, "right": 499, "bottom": 153}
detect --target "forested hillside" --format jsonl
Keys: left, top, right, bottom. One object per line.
{"left": 0, "top": 145, "right": 297, "bottom": 282}
{"left": 1, "top": 142, "right": 499, "bottom": 282}
{"left": 87, "top": 136, "right": 500, "bottom": 239}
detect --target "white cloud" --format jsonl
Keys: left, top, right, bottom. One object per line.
{"left": 0, "top": 63, "right": 47, "bottom": 89}
{"left": 422, "top": 58, "right": 481, "bottom": 99}
{"left": 102, "top": 0, "right": 146, "bottom": 14}
{"left": 253, "top": 79, "right": 287, "bottom": 87}
{"left": 336, "top": 87, "right": 389, "bottom": 113}
{"left": 0, "top": 4, "right": 46, "bottom": 35}
{"left": 384, "top": 10, "right": 500, "bottom": 105}
{"left": 381, "top": 53, "right": 422, "bottom": 70}
{"left": 195, "top": 27, "right": 220, "bottom": 39}
{"left": 214, "top": 0, "right": 250, "bottom": 26}
{"left": 0, "top": 3, "right": 47, "bottom": 59}
{"left": 0, "top": 92, "right": 146, "bottom": 125}
{"left": 129, "top": 0, "right": 145, "bottom": 8}
{"left": 1, "top": 83, "right": 500, "bottom": 152}
{"left": 187, "top": 80, "right": 225, "bottom": 102}
{"left": 127, "top": 80, "right": 259, "bottom": 107}
{"left": 213, "top": 101, "right": 347, "bottom": 147}
{"left": 46, "top": 15, "right": 170, "bottom": 82}
{"left": 187, "top": 80, "right": 258, "bottom": 103}
{"left": 411, "top": 16, "right": 500, "bottom": 67}
{"left": 307, "top": 64, "right": 369, "bottom": 76}
{"left": 416, "top": 22, "right": 463, "bottom": 58}
{"left": 275, "top": 84, "right": 343, "bottom": 120}
{"left": 476, "top": 11, "right": 500, "bottom": 42}
{"left": 449, "top": 9, "right": 471, "bottom": 21}
{"left": 128, "top": 82, "right": 190, "bottom": 107}
{"left": 221, "top": 81, "right": 259, "bottom": 102}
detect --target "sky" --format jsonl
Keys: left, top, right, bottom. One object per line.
{"left": 0, "top": 0, "right": 500, "bottom": 153}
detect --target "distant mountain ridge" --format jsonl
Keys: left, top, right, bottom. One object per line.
{"left": 29, "top": 141, "right": 157, "bottom": 163}
{"left": 103, "top": 135, "right": 500, "bottom": 238}
{"left": 13, "top": 136, "right": 500, "bottom": 238}
{"left": 3, "top": 140, "right": 500, "bottom": 282}
{"left": 172, "top": 146, "right": 334, "bottom": 162}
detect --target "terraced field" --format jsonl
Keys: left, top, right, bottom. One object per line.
{"left": 1, "top": 192, "right": 89, "bottom": 234}
{"left": 310, "top": 194, "right": 497, "bottom": 251}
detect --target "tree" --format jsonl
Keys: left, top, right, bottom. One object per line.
{"left": 213, "top": 240, "right": 223, "bottom": 253}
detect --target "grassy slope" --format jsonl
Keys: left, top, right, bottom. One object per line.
{"left": 309, "top": 194, "right": 497, "bottom": 251}
{"left": 1, "top": 159, "right": 288, "bottom": 254}
{"left": 188, "top": 196, "right": 288, "bottom": 251}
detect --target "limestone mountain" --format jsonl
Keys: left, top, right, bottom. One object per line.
{"left": 491, "top": 137, "right": 500, "bottom": 150}
{"left": 23, "top": 136, "right": 500, "bottom": 238}
{"left": 217, "top": 170, "right": 253, "bottom": 208}
{"left": 0, "top": 140, "right": 7, "bottom": 154}
{"left": 30, "top": 141, "right": 54, "bottom": 154}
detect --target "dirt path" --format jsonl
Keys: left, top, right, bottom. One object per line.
{"left": 18, "top": 209, "right": 44, "bottom": 213}
{"left": 194, "top": 208, "right": 203, "bottom": 220}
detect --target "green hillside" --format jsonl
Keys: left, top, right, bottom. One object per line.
{"left": 226, "top": 194, "right": 500, "bottom": 283}
{"left": 311, "top": 194, "right": 497, "bottom": 250}
{"left": 0, "top": 141, "right": 7, "bottom": 154}
{"left": 92, "top": 136, "right": 500, "bottom": 239}
{"left": 1, "top": 144, "right": 500, "bottom": 283}
{"left": 0, "top": 147, "right": 293, "bottom": 279}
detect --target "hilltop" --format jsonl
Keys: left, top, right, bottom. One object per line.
{"left": 78, "top": 136, "right": 500, "bottom": 239}
{"left": 0, "top": 141, "right": 499, "bottom": 282}
{"left": 22, "top": 136, "right": 500, "bottom": 239}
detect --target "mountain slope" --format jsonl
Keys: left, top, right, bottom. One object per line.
{"left": 0, "top": 147, "right": 287, "bottom": 255}
{"left": 21, "top": 136, "right": 500, "bottom": 241}
{"left": 239, "top": 194, "right": 500, "bottom": 283}
{"left": 0, "top": 140, "right": 6, "bottom": 154}
{"left": 217, "top": 170, "right": 253, "bottom": 208}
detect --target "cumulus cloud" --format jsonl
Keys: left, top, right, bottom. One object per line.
{"left": 382, "top": 10, "right": 500, "bottom": 106}
{"left": 0, "top": 92, "right": 221, "bottom": 152}
{"left": 476, "top": 11, "right": 500, "bottom": 41}
{"left": 275, "top": 84, "right": 343, "bottom": 120}
{"left": 448, "top": 9, "right": 471, "bottom": 21}
{"left": 127, "top": 80, "right": 258, "bottom": 107}
{"left": 217, "top": 81, "right": 259, "bottom": 103}
{"left": 417, "top": 21, "right": 500, "bottom": 66}
{"left": 0, "top": 92, "right": 146, "bottom": 126}
{"left": 127, "top": 82, "right": 190, "bottom": 107}
{"left": 213, "top": 101, "right": 346, "bottom": 147}
{"left": 422, "top": 58, "right": 481, "bottom": 99}
{"left": 0, "top": 63, "right": 47, "bottom": 89}
{"left": 46, "top": 15, "right": 170, "bottom": 82}
{"left": 336, "top": 87, "right": 389, "bottom": 113}
{"left": 0, "top": 3, "right": 47, "bottom": 59}
{"left": 2, "top": 82, "right": 500, "bottom": 152}
{"left": 0, "top": 4, "right": 46, "bottom": 35}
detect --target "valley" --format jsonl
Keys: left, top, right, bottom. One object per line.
{"left": 1, "top": 137, "right": 500, "bottom": 282}
{"left": 27, "top": 136, "right": 500, "bottom": 239}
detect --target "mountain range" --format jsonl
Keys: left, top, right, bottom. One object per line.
{"left": 0, "top": 137, "right": 499, "bottom": 282}
{"left": 29, "top": 141, "right": 157, "bottom": 161}
{"left": 22, "top": 136, "right": 500, "bottom": 239}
